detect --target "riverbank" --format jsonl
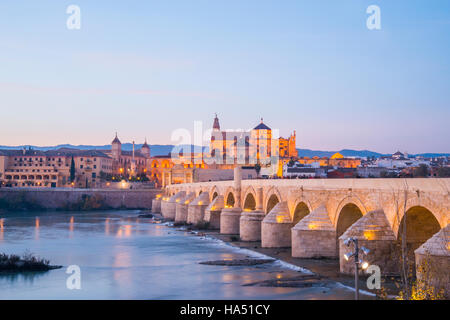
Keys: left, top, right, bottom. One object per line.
{"left": 208, "top": 231, "right": 398, "bottom": 298}
{"left": 156, "top": 215, "right": 399, "bottom": 299}
{"left": 0, "top": 188, "right": 160, "bottom": 211}
{"left": 2, "top": 209, "right": 369, "bottom": 299}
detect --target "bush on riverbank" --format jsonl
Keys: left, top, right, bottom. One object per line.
{"left": 0, "top": 252, "right": 62, "bottom": 272}
{"left": 64, "top": 194, "right": 108, "bottom": 211}
{"left": 0, "top": 193, "right": 44, "bottom": 211}
{"left": 193, "top": 221, "right": 210, "bottom": 230}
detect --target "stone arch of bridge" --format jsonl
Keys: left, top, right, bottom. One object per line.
{"left": 396, "top": 205, "right": 441, "bottom": 274}
{"left": 333, "top": 195, "right": 368, "bottom": 228}
{"left": 224, "top": 187, "right": 236, "bottom": 208}
{"left": 242, "top": 186, "right": 257, "bottom": 210}
{"left": 292, "top": 201, "right": 311, "bottom": 225}
{"left": 209, "top": 186, "right": 220, "bottom": 202}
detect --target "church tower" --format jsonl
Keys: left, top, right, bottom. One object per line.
{"left": 141, "top": 138, "right": 151, "bottom": 158}
{"left": 210, "top": 114, "right": 223, "bottom": 159}
{"left": 288, "top": 130, "right": 298, "bottom": 158}
{"left": 251, "top": 118, "right": 272, "bottom": 162}
{"left": 111, "top": 133, "right": 122, "bottom": 161}
{"left": 212, "top": 113, "right": 220, "bottom": 131}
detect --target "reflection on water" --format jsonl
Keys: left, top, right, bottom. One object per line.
{"left": 69, "top": 216, "right": 74, "bottom": 237}
{"left": 0, "top": 218, "right": 4, "bottom": 241}
{"left": 105, "top": 218, "right": 110, "bottom": 235}
{"left": 34, "top": 217, "right": 39, "bottom": 240}
{"left": 0, "top": 271, "right": 49, "bottom": 285}
{"left": 0, "top": 210, "right": 356, "bottom": 300}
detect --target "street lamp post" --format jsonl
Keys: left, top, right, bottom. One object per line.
{"left": 343, "top": 237, "right": 370, "bottom": 300}
{"left": 354, "top": 238, "right": 359, "bottom": 300}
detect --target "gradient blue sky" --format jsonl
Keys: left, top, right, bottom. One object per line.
{"left": 0, "top": 1, "right": 449, "bottom": 153}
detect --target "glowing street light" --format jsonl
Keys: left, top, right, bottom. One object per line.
{"left": 343, "top": 237, "right": 370, "bottom": 300}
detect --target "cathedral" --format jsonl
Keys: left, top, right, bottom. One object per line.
{"left": 105, "top": 133, "right": 151, "bottom": 178}
{"left": 209, "top": 114, "right": 297, "bottom": 165}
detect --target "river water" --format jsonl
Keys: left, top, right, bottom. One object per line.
{"left": 0, "top": 210, "right": 358, "bottom": 299}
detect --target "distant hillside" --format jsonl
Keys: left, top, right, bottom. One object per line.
{"left": 297, "top": 149, "right": 449, "bottom": 158}
{"left": 0, "top": 144, "right": 203, "bottom": 157}
{"left": 0, "top": 144, "right": 447, "bottom": 158}
{"left": 297, "top": 149, "right": 386, "bottom": 158}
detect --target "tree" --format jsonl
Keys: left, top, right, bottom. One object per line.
{"left": 437, "top": 167, "right": 450, "bottom": 177}
{"left": 413, "top": 164, "right": 429, "bottom": 177}
{"left": 70, "top": 156, "right": 76, "bottom": 183}
{"left": 254, "top": 164, "right": 261, "bottom": 176}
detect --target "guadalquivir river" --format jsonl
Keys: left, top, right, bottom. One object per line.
{"left": 0, "top": 210, "right": 359, "bottom": 299}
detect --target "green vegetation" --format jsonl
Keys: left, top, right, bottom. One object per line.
{"left": 193, "top": 221, "right": 210, "bottom": 230}
{"left": 64, "top": 194, "right": 108, "bottom": 211}
{"left": 230, "top": 235, "right": 239, "bottom": 242}
{"left": 0, "top": 252, "right": 61, "bottom": 272}
{"left": 436, "top": 167, "right": 450, "bottom": 177}
{"left": 99, "top": 171, "right": 149, "bottom": 182}
{"left": 69, "top": 156, "right": 76, "bottom": 183}
{"left": 413, "top": 164, "right": 429, "bottom": 177}
{"left": 173, "top": 221, "right": 189, "bottom": 227}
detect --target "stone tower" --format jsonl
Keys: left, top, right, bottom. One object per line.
{"left": 212, "top": 113, "right": 220, "bottom": 131}
{"left": 141, "top": 138, "right": 151, "bottom": 158}
{"left": 111, "top": 132, "right": 122, "bottom": 161}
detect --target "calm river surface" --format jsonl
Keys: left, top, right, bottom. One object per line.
{"left": 0, "top": 210, "right": 358, "bottom": 299}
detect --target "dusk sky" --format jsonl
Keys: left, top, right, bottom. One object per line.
{"left": 0, "top": 1, "right": 449, "bottom": 153}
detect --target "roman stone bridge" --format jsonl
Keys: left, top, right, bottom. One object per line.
{"left": 153, "top": 169, "right": 449, "bottom": 295}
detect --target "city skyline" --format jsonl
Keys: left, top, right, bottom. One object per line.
{"left": 0, "top": 1, "right": 449, "bottom": 153}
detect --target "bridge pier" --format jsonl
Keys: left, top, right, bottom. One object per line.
{"left": 220, "top": 207, "right": 242, "bottom": 234}
{"left": 175, "top": 192, "right": 196, "bottom": 223}
{"left": 415, "top": 224, "right": 450, "bottom": 298}
{"left": 161, "top": 191, "right": 185, "bottom": 220}
{"left": 204, "top": 195, "right": 224, "bottom": 229}
{"left": 240, "top": 187, "right": 265, "bottom": 241}
{"left": 339, "top": 210, "right": 397, "bottom": 275}
{"left": 187, "top": 193, "right": 210, "bottom": 225}
{"left": 220, "top": 166, "right": 242, "bottom": 235}
{"left": 151, "top": 194, "right": 162, "bottom": 213}
{"left": 291, "top": 205, "right": 337, "bottom": 258}
{"left": 261, "top": 201, "right": 292, "bottom": 248}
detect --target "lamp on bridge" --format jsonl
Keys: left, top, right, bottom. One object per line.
{"left": 343, "top": 237, "right": 371, "bottom": 300}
